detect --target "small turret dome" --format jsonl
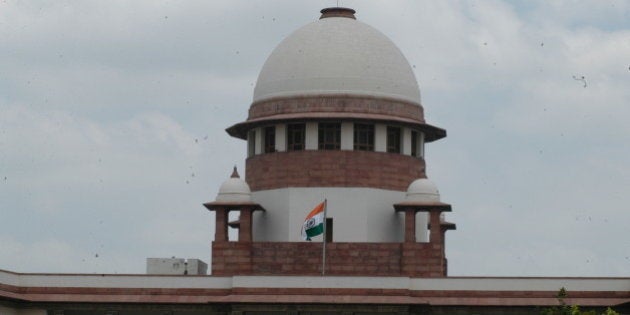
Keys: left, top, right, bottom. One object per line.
{"left": 405, "top": 178, "right": 440, "bottom": 202}
{"left": 216, "top": 167, "right": 252, "bottom": 202}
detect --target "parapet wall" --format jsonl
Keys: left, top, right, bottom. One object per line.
{"left": 211, "top": 241, "right": 445, "bottom": 277}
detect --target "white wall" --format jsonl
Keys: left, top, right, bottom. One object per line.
{"left": 374, "top": 123, "right": 386, "bottom": 152}
{"left": 146, "top": 258, "right": 186, "bottom": 275}
{"left": 254, "top": 127, "right": 262, "bottom": 155}
{"left": 146, "top": 258, "right": 208, "bottom": 275}
{"left": 305, "top": 122, "right": 318, "bottom": 150}
{"left": 251, "top": 187, "right": 427, "bottom": 242}
{"left": 275, "top": 124, "right": 286, "bottom": 152}
{"left": 252, "top": 189, "right": 290, "bottom": 241}
{"left": 402, "top": 128, "right": 412, "bottom": 155}
{"left": 340, "top": 122, "right": 353, "bottom": 150}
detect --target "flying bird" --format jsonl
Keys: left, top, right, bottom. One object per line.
{"left": 572, "top": 75, "right": 587, "bottom": 88}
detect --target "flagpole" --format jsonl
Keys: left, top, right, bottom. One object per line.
{"left": 322, "top": 199, "right": 327, "bottom": 276}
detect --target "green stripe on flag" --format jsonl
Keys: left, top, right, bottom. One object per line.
{"left": 305, "top": 223, "right": 324, "bottom": 240}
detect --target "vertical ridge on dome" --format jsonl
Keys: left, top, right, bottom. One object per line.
{"left": 320, "top": 7, "right": 356, "bottom": 19}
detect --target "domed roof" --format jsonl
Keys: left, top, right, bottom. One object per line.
{"left": 215, "top": 167, "right": 252, "bottom": 202}
{"left": 253, "top": 8, "right": 421, "bottom": 105}
{"left": 405, "top": 178, "right": 440, "bottom": 202}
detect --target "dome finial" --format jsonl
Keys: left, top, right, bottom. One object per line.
{"left": 231, "top": 166, "right": 240, "bottom": 178}
{"left": 320, "top": 7, "right": 356, "bottom": 19}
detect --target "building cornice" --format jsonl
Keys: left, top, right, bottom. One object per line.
{"left": 1, "top": 269, "right": 628, "bottom": 306}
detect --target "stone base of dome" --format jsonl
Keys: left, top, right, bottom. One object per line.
{"left": 248, "top": 94, "right": 424, "bottom": 122}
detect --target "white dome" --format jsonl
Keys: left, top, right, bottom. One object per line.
{"left": 216, "top": 170, "right": 252, "bottom": 203}
{"left": 253, "top": 14, "right": 421, "bottom": 104}
{"left": 406, "top": 178, "right": 440, "bottom": 202}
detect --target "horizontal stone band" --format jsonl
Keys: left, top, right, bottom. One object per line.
{"left": 248, "top": 94, "right": 424, "bottom": 122}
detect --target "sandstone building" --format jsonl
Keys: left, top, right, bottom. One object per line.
{"left": 0, "top": 7, "right": 628, "bottom": 315}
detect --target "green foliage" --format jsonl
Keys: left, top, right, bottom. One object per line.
{"left": 540, "top": 288, "right": 619, "bottom": 315}
{"left": 602, "top": 307, "right": 620, "bottom": 315}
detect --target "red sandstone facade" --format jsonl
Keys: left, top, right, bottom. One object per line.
{"left": 245, "top": 150, "right": 425, "bottom": 191}
{"left": 211, "top": 242, "right": 445, "bottom": 277}
{"left": 247, "top": 96, "right": 424, "bottom": 122}
{"left": 208, "top": 201, "right": 451, "bottom": 277}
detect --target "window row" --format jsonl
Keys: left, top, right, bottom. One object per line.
{"left": 247, "top": 122, "right": 424, "bottom": 158}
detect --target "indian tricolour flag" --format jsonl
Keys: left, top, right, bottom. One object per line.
{"left": 301, "top": 201, "right": 326, "bottom": 241}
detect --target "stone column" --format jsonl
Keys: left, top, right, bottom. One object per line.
{"left": 429, "top": 211, "right": 442, "bottom": 245}
{"left": 214, "top": 207, "right": 228, "bottom": 242}
{"left": 429, "top": 211, "right": 444, "bottom": 277}
{"left": 404, "top": 209, "right": 416, "bottom": 243}
{"left": 239, "top": 207, "right": 253, "bottom": 242}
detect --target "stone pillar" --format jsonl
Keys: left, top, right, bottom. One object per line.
{"left": 239, "top": 207, "right": 253, "bottom": 242}
{"left": 214, "top": 207, "right": 228, "bottom": 242}
{"left": 429, "top": 211, "right": 442, "bottom": 245}
{"left": 429, "top": 210, "right": 445, "bottom": 277}
{"left": 404, "top": 209, "right": 416, "bottom": 243}
{"left": 441, "top": 224, "right": 450, "bottom": 257}
{"left": 439, "top": 223, "right": 456, "bottom": 276}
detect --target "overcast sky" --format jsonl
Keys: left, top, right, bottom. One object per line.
{"left": 1, "top": 1, "right": 629, "bottom": 276}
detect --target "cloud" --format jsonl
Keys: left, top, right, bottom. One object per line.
{"left": 0, "top": 236, "right": 99, "bottom": 273}
{"left": 0, "top": 103, "right": 226, "bottom": 272}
